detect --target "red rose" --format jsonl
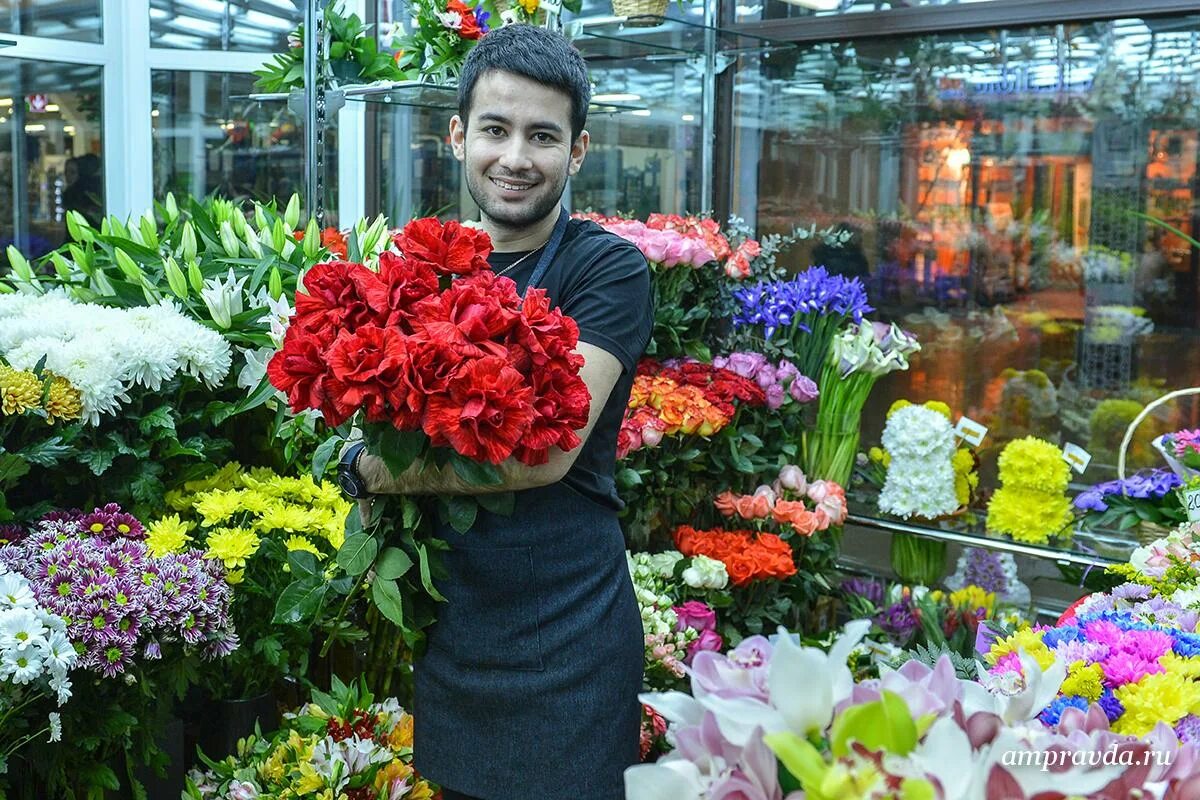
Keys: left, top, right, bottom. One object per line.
{"left": 325, "top": 325, "right": 422, "bottom": 429}
{"left": 507, "top": 287, "right": 581, "bottom": 370}
{"left": 267, "top": 326, "right": 332, "bottom": 415}
{"left": 377, "top": 251, "right": 439, "bottom": 332}
{"left": 293, "top": 260, "right": 389, "bottom": 335}
{"left": 448, "top": 0, "right": 483, "bottom": 39}
{"left": 513, "top": 367, "right": 590, "bottom": 465}
{"left": 411, "top": 271, "right": 519, "bottom": 359}
{"left": 393, "top": 217, "right": 492, "bottom": 277}
{"left": 423, "top": 356, "right": 535, "bottom": 464}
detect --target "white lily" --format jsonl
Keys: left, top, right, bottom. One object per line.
{"left": 692, "top": 619, "right": 871, "bottom": 747}
{"left": 200, "top": 268, "right": 248, "bottom": 329}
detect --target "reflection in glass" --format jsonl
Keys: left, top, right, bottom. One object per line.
{"left": 0, "top": 58, "right": 103, "bottom": 265}
{"left": 150, "top": 0, "right": 302, "bottom": 51}
{"left": 735, "top": 16, "right": 1200, "bottom": 528}
{"left": 742, "top": 0, "right": 1001, "bottom": 24}
{"left": 0, "top": 0, "right": 102, "bottom": 42}
{"left": 152, "top": 71, "right": 336, "bottom": 215}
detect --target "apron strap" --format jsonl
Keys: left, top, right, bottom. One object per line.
{"left": 522, "top": 206, "right": 570, "bottom": 296}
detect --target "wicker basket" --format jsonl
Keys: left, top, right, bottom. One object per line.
{"left": 611, "top": 0, "right": 669, "bottom": 25}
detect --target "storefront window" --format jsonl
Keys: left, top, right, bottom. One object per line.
{"left": 740, "top": 0, "right": 1002, "bottom": 24}
{"left": 150, "top": 0, "right": 302, "bottom": 51}
{"left": 0, "top": 58, "right": 103, "bottom": 264}
{"left": 152, "top": 70, "right": 334, "bottom": 212}
{"left": 736, "top": 14, "right": 1200, "bottom": 486}
{"left": 0, "top": 0, "right": 103, "bottom": 42}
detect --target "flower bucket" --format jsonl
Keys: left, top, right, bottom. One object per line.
{"left": 612, "top": 0, "right": 669, "bottom": 24}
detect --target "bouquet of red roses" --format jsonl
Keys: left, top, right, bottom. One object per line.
{"left": 266, "top": 217, "right": 590, "bottom": 646}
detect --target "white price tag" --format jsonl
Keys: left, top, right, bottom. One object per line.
{"left": 1062, "top": 443, "right": 1092, "bottom": 474}
{"left": 1184, "top": 488, "right": 1200, "bottom": 523}
{"left": 954, "top": 416, "right": 988, "bottom": 447}
{"left": 500, "top": 8, "right": 520, "bottom": 24}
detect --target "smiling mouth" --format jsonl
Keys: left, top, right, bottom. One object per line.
{"left": 490, "top": 176, "right": 537, "bottom": 192}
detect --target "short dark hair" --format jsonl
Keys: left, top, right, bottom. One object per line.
{"left": 458, "top": 24, "right": 591, "bottom": 141}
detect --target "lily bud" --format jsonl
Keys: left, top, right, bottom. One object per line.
{"left": 284, "top": 194, "right": 301, "bottom": 231}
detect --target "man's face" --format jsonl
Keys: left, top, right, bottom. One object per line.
{"left": 450, "top": 70, "right": 588, "bottom": 230}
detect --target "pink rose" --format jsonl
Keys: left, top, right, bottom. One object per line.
{"left": 777, "top": 464, "right": 807, "bottom": 493}
{"left": 789, "top": 375, "right": 819, "bottom": 403}
{"left": 754, "top": 363, "right": 778, "bottom": 391}
{"left": 765, "top": 383, "right": 784, "bottom": 410}
{"left": 807, "top": 479, "right": 831, "bottom": 503}
{"left": 641, "top": 425, "right": 664, "bottom": 447}
{"left": 642, "top": 232, "right": 668, "bottom": 264}
{"left": 662, "top": 237, "right": 688, "bottom": 267}
{"left": 675, "top": 600, "right": 717, "bottom": 632}
{"left": 685, "top": 629, "right": 724, "bottom": 664}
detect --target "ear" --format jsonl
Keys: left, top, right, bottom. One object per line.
{"left": 449, "top": 115, "right": 467, "bottom": 163}
{"left": 568, "top": 129, "right": 590, "bottom": 177}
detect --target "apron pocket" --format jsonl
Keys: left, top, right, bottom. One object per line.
{"left": 433, "top": 544, "right": 545, "bottom": 672}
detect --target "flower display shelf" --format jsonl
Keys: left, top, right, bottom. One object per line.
{"left": 241, "top": 80, "right": 646, "bottom": 115}
{"left": 846, "top": 483, "right": 1133, "bottom": 569}
{"left": 567, "top": 14, "right": 796, "bottom": 63}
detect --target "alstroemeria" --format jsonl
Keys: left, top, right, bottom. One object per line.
{"left": 201, "top": 268, "right": 248, "bottom": 329}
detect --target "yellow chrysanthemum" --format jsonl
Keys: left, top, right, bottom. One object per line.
{"left": 43, "top": 375, "right": 83, "bottom": 423}
{"left": 146, "top": 514, "right": 192, "bottom": 557}
{"left": 1162, "top": 652, "right": 1200, "bottom": 680}
{"left": 0, "top": 365, "right": 42, "bottom": 416}
{"left": 1060, "top": 661, "right": 1104, "bottom": 702}
{"left": 257, "top": 501, "right": 316, "bottom": 534}
{"left": 1112, "top": 671, "right": 1200, "bottom": 737}
{"left": 194, "top": 489, "right": 246, "bottom": 527}
{"left": 164, "top": 489, "right": 191, "bottom": 512}
{"left": 923, "top": 400, "right": 953, "bottom": 420}
{"left": 868, "top": 446, "right": 891, "bottom": 468}
{"left": 284, "top": 535, "right": 324, "bottom": 559}
{"left": 949, "top": 586, "right": 995, "bottom": 614}
{"left": 986, "top": 486, "right": 1073, "bottom": 545}
{"left": 996, "top": 436, "right": 1071, "bottom": 493}
{"left": 314, "top": 481, "right": 346, "bottom": 510}
{"left": 236, "top": 490, "right": 273, "bottom": 515}
{"left": 204, "top": 526, "right": 261, "bottom": 571}
{"left": 886, "top": 399, "right": 913, "bottom": 418}
{"left": 518, "top": 0, "right": 539, "bottom": 13}
{"left": 985, "top": 627, "right": 1054, "bottom": 669}
{"left": 322, "top": 514, "right": 346, "bottom": 550}
{"left": 184, "top": 462, "right": 244, "bottom": 494}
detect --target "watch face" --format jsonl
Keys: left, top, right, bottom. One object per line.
{"left": 337, "top": 471, "right": 360, "bottom": 498}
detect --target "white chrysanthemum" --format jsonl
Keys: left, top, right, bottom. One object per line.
{"left": 47, "top": 711, "right": 61, "bottom": 742}
{"left": 0, "top": 607, "right": 47, "bottom": 653}
{"left": 879, "top": 404, "right": 959, "bottom": 520}
{"left": 43, "top": 629, "right": 76, "bottom": 672}
{"left": 0, "top": 571, "right": 35, "bottom": 610}
{"left": 28, "top": 338, "right": 130, "bottom": 424}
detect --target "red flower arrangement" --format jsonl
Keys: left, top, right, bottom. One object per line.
{"left": 269, "top": 217, "right": 589, "bottom": 468}
{"left": 671, "top": 525, "right": 797, "bottom": 587}
{"left": 618, "top": 358, "right": 765, "bottom": 458}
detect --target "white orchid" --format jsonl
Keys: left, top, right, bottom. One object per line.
{"left": 200, "top": 268, "right": 249, "bottom": 329}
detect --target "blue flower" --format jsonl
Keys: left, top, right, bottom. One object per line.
{"left": 1097, "top": 689, "right": 1124, "bottom": 723}
{"left": 1038, "top": 695, "right": 1089, "bottom": 727}
{"left": 1042, "top": 626, "right": 1082, "bottom": 649}
{"left": 474, "top": 7, "right": 491, "bottom": 33}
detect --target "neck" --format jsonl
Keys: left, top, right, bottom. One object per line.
{"left": 480, "top": 206, "right": 561, "bottom": 252}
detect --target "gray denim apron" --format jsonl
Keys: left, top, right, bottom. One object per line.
{"left": 413, "top": 209, "right": 644, "bottom": 800}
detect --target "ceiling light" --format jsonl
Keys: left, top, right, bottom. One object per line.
{"left": 24, "top": 124, "right": 45, "bottom": 132}
{"left": 681, "top": 113, "right": 695, "bottom": 121}
{"left": 64, "top": 125, "right": 75, "bottom": 135}
{"left": 152, "top": 109, "right": 160, "bottom": 117}
{"left": 44, "top": 104, "right": 59, "bottom": 112}
{"left": 631, "top": 109, "right": 651, "bottom": 116}
{"left": 592, "top": 93, "right": 641, "bottom": 102}
{"left": 0, "top": 98, "right": 12, "bottom": 107}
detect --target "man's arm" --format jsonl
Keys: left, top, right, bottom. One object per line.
{"left": 357, "top": 341, "right": 623, "bottom": 495}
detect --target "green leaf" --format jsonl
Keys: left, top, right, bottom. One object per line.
{"left": 375, "top": 546, "right": 414, "bottom": 580}
{"left": 401, "top": 497, "right": 421, "bottom": 530}
{"left": 336, "top": 532, "right": 379, "bottom": 576}
{"left": 445, "top": 495, "right": 477, "bottom": 533}
{"left": 138, "top": 405, "right": 176, "bottom": 435}
{"left": 371, "top": 576, "right": 406, "bottom": 626}
{"left": 417, "top": 542, "right": 447, "bottom": 602}
{"left": 476, "top": 491, "right": 515, "bottom": 516}
{"left": 79, "top": 447, "right": 117, "bottom": 476}
{"left": 312, "top": 435, "right": 341, "bottom": 480}
{"left": 449, "top": 452, "right": 503, "bottom": 486}
{"left": 616, "top": 467, "right": 643, "bottom": 488}
{"left": 829, "top": 690, "right": 918, "bottom": 758}
{"left": 0, "top": 453, "right": 30, "bottom": 485}
{"left": 366, "top": 424, "right": 425, "bottom": 478}
{"left": 273, "top": 577, "right": 327, "bottom": 624}
{"left": 287, "top": 549, "right": 321, "bottom": 578}
{"left": 18, "top": 436, "right": 74, "bottom": 467}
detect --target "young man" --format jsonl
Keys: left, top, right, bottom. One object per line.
{"left": 337, "top": 24, "right": 653, "bottom": 800}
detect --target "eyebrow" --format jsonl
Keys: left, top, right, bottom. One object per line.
{"left": 476, "top": 112, "right": 563, "bottom": 135}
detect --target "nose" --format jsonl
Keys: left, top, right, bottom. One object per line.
{"left": 497, "top": 137, "right": 534, "bottom": 173}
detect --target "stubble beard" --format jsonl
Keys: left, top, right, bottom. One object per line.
{"left": 466, "top": 165, "right": 569, "bottom": 232}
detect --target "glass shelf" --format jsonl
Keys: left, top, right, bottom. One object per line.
{"left": 569, "top": 14, "right": 796, "bottom": 62}
{"left": 846, "top": 484, "right": 1133, "bottom": 568}
{"left": 238, "top": 80, "right": 645, "bottom": 114}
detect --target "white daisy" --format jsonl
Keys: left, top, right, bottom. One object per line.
{"left": 0, "top": 572, "right": 35, "bottom": 610}
{"left": 46, "top": 712, "right": 61, "bottom": 742}
{"left": 0, "top": 608, "right": 47, "bottom": 652}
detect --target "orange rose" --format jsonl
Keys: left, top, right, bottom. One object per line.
{"left": 714, "top": 492, "right": 737, "bottom": 517}
{"left": 773, "top": 500, "right": 819, "bottom": 537}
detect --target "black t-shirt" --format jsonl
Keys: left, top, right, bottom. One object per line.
{"left": 487, "top": 217, "right": 652, "bottom": 510}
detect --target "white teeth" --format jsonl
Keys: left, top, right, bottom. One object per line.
{"left": 492, "top": 178, "right": 532, "bottom": 191}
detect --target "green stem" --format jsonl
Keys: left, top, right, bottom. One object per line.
{"left": 319, "top": 571, "right": 369, "bottom": 659}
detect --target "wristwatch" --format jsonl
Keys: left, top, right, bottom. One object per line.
{"left": 337, "top": 441, "right": 371, "bottom": 499}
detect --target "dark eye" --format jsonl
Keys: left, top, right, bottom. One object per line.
{"left": 533, "top": 132, "right": 556, "bottom": 143}
{"left": 483, "top": 126, "right": 505, "bottom": 136}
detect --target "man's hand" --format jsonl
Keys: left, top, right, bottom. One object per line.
{"left": 358, "top": 341, "right": 623, "bottom": 496}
